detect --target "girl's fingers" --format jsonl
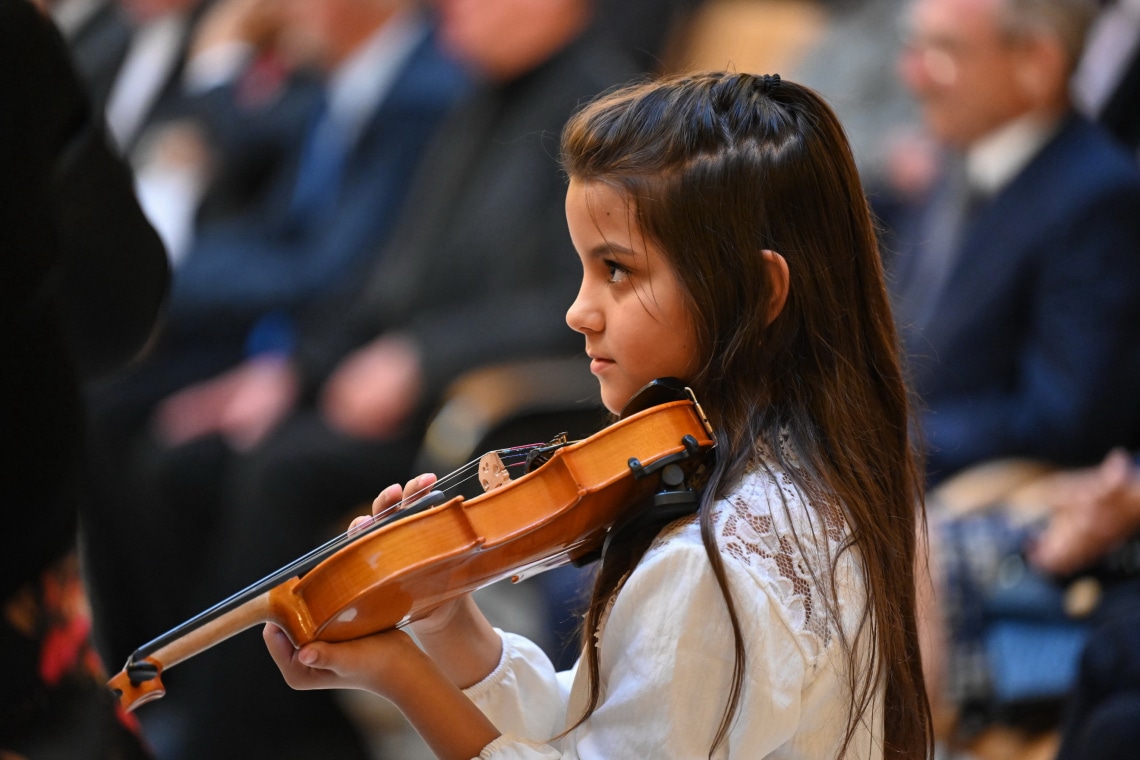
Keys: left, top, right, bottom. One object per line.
{"left": 403, "top": 472, "right": 438, "bottom": 501}
{"left": 263, "top": 624, "right": 304, "bottom": 681}
{"left": 263, "top": 624, "right": 333, "bottom": 690}
{"left": 369, "top": 474, "right": 440, "bottom": 521}
{"left": 370, "top": 482, "right": 404, "bottom": 516}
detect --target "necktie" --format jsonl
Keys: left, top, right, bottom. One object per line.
{"left": 288, "top": 96, "right": 348, "bottom": 225}
{"left": 896, "top": 162, "right": 983, "bottom": 331}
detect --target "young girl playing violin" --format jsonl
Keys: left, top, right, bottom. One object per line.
{"left": 264, "top": 71, "right": 933, "bottom": 759}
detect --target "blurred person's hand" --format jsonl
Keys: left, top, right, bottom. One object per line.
{"left": 153, "top": 354, "right": 300, "bottom": 450}
{"left": 1029, "top": 448, "right": 1140, "bottom": 576}
{"left": 320, "top": 334, "right": 423, "bottom": 440}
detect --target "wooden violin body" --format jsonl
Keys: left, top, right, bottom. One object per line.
{"left": 109, "top": 388, "right": 714, "bottom": 712}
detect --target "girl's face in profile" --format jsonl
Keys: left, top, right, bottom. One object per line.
{"left": 565, "top": 179, "right": 700, "bottom": 414}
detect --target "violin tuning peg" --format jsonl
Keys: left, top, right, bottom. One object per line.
{"left": 128, "top": 659, "right": 160, "bottom": 685}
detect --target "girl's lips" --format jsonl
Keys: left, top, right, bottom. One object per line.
{"left": 589, "top": 357, "right": 614, "bottom": 374}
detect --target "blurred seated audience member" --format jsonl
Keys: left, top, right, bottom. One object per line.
{"left": 124, "top": 0, "right": 299, "bottom": 264}
{"left": 932, "top": 449, "right": 1140, "bottom": 758}
{"left": 85, "top": 0, "right": 644, "bottom": 757}
{"left": 1, "top": 1, "right": 168, "bottom": 756}
{"left": 46, "top": 0, "right": 216, "bottom": 260}
{"left": 45, "top": 0, "right": 133, "bottom": 112}
{"left": 1030, "top": 449, "right": 1140, "bottom": 760}
{"left": 894, "top": 0, "right": 1140, "bottom": 743}
{"left": 920, "top": 447, "right": 1140, "bottom": 752}
{"left": 81, "top": 1, "right": 466, "bottom": 757}
{"left": 47, "top": 0, "right": 234, "bottom": 261}
{"left": 103, "top": 0, "right": 206, "bottom": 155}
{"left": 890, "top": 0, "right": 1140, "bottom": 487}
{"left": 58, "top": 0, "right": 213, "bottom": 158}
{"left": 46, "top": 0, "right": 317, "bottom": 268}
{"left": 1072, "top": 0, "right": 1140, "bottom": 152}
{"left": 156, "top": 0, "right": 469, "bottom": 349}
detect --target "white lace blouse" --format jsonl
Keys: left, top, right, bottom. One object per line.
{"left": 463, "top": 452, "right": 884, "bottom": 759}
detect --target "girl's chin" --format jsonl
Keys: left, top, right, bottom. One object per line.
{"left": 598, "top": 383, "right": 634, "bottom": 417}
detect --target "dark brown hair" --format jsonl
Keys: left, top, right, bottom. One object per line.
{"left": 560, "top": 72, "right": 932, "bottom": 758}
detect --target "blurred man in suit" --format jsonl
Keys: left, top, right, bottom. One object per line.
{"left": 894, "top": 0, "right": 1140, "bottom": 745}
{"left": 892, "top": 0, "right": 1140, "bottom": 485}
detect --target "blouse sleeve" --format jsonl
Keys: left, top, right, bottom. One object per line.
{"left": 465, "top": 531, "right": 815, "bottom": 759}
{"left": 464, "top": 630, "right": 571, "bottom": 747}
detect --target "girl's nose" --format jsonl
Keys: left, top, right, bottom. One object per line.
{"left": 565, "top": 284, "right": 600, "bottom": 335}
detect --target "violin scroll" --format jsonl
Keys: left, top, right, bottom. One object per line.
{"left": 108, "top": 657, "right": 165, "bottom": 711}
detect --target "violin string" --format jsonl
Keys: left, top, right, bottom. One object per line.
{"left": 355, "top": 443, "right": 546, "bottom": 530}
{"left": 314, "top": 444, "right": 546, "bottom": 550}
{"left": 263, "top": 445, "right": 546, "bottom": 579}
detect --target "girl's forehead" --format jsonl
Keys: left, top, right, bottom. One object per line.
{"left": 567, "top": 179, "right": 646, "bottom": 248}
{"left": 571, "top": 177, "right": 632, "bottom": 210}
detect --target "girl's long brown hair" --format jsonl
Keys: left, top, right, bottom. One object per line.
{"left": 560, "top": 72, "right": 932, "bottom": 759}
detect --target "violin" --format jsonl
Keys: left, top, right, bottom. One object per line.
{"left": 108, "top": 379, "right": 714, "bottom": 712}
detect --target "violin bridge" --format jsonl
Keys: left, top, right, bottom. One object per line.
{"left": 478, "top": 451, "right": 512, "bottom": 492}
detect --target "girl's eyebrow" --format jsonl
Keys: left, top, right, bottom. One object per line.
{"left": 589, "top": 243, "right": 637, "bottom": 259}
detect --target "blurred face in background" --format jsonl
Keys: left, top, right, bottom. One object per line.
{"left": 117, "top": 0, "right": 202, "bottom": 23}
{"left": 434, "top": 0, "right": 590, "bottom": 82}
{"left": 277, "top": 0, "right": 400, "bottom": 70}
{"left": 898, "top": 0, "right": 1037, "bottom": 147}
{"left": 277, "top": 0, "right": 342, "bottom": 68}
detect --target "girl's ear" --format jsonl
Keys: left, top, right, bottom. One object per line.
{"left": 761, "top": 249, "right": 789, "bottom": 325}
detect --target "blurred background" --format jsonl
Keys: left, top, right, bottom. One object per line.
{"left": 13, "top": 0, "right": 1140, "bottom": 758}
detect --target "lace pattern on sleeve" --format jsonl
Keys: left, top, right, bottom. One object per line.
{"left": 596, "top": 432, "right": 860, "bottom": 662}
{"left": 711, "top": 433, "right": 854, "bottom": 661}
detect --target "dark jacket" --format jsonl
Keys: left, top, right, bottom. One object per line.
{"left": 889, "top": 114, "right": 1140, "bottom": 482}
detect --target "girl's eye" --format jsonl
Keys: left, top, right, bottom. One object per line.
{"left": 604, "top": 260, "right": 629, "bottom": 284}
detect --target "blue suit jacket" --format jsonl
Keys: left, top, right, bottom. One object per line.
{"left": 162, "top": 28, "right": 469, "bottom": 356}
{"left": 890, "top": 114, "right": 1140, "bottom": 483}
